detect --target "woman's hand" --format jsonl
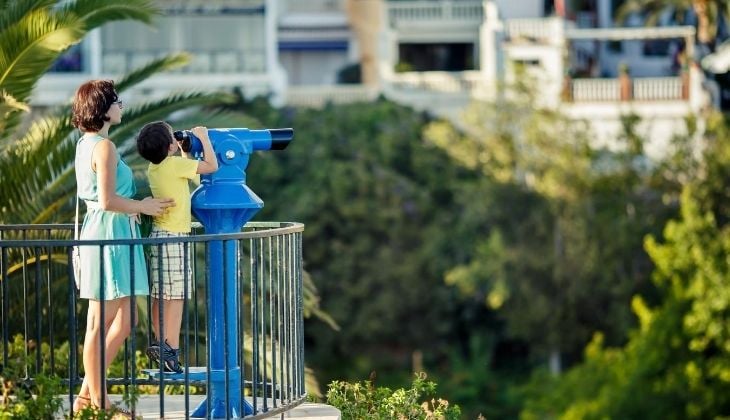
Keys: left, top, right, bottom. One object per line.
{"left": 140, "top": 197, "right": 175, "bottom": 217}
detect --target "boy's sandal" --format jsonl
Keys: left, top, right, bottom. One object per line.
{"left": 112, "top": 405, "right": 136, "bottom": 419}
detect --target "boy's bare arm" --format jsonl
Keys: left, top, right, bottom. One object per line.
{"left": 191, "top": 126, "right": 219, "bottom": 174}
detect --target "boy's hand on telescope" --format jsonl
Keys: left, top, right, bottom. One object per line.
{"left": 191, "top": 126, "right": 209, "bottom": 141}
{"left": 140, "top": 197, "right": 175, "bottom": 217}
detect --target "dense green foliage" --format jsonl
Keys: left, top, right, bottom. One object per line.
{"left": 326, "top": 373, "right": 461, "bottom": 420}
{"left": 520, "top": 114, "right": 730, "bottom": 419}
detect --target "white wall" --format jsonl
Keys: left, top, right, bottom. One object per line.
{"left": 279, "top": 50, "right": 350, "bottom": 85}
{"left": 494, "top": 0, "right": 544, "bottom": 19}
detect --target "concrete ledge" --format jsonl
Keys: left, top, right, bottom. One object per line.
{"left": 60, "top": 395, "right": 341, "bottom": 419}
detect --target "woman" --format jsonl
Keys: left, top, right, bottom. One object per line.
{"left": 71, "top": 80, "right": 175, "bottom": 414}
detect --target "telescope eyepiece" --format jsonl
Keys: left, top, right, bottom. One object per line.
{"left": 173, "top": 130, "right": 192, "bottom": 153}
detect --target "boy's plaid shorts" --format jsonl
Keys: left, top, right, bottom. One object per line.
{"left": 149, "top": 227, "right": 193, "bottom": 300}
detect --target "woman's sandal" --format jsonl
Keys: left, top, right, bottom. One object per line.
{"left": 71, "top": 394, "right": 91, "bottom": 413}
{"left": 72, "top": 396, "right": 135, "bottom": 419}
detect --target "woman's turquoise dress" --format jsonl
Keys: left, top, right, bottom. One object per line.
{"left": 75, "top": 133, "right": 149, "bottom": 300}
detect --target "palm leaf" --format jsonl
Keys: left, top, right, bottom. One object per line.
{"left": 60, "top": 0, "right": 159, "bottom": 29}
{"left": 0, "top": 0, "right": 57, "bottom": 33}
{"left": 0, "top": 9, "right": 84, "bottom": 96}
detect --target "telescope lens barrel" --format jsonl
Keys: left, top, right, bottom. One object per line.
{"left": 269, "top": 128, "right": 294, "bottom": 150}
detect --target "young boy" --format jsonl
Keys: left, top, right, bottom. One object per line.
{"left": 136, "top": 122, "right": 218, "bottom": 373}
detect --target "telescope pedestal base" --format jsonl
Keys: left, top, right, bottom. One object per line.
{"left": 191, "top": 397, "right": 254, "bottom": 418}
{"left": 142, "top": 367, "right": 254, "bottom": 418}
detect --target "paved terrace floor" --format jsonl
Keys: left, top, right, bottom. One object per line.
{"left": 60, "top": 395, "right": 341, "bottom": 419}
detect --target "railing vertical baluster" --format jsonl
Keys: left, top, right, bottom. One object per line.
{"left": 298, "top": 232, "right": 304, "bottom": 397}
{"left": 222, "top": 239, "right": 230, "bottom": 420}
{"left": 34, "top": 246, "right": 42, "bottom": 373}
{"left": 67, "top": 245, "right": 77, "bottom": 415}
{"left": 277, "top": 234, "right": 284, "bottom": 405}
{"left": 205, "top": 240, "right": 212, "bottom": 420}
{"left": 184, "top": 240, "right": 190, "bottom": 417}
{"left": 262, "top": 235, "right": 271, "bottom": 412}
{"left": 2, "top": 246, "right": 8, "bottom": 370}
{"left": 193, "top": 238, "right": 200, "bottom": 366}
{"left": 157, "top": 242, "right": 164, "bottom": 418}
{"left": 45, "top": 234, "right": 55, "bottom": 374}
{"left": 22, "top": 231, "right": 29, "bottom": 377}
{"left": 100, "top": 244, "right": 107, "bottom": 410}
{"left": 128, "top": 243, "right": 136, "bottom": 415}
{"left": 251, "top": 237, "right": 259, "bottom": 414}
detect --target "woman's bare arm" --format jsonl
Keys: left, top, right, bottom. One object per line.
{"left": 93, "top": 139, "right": 174, "bottom": 216}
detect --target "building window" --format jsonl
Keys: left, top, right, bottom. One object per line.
{"left": 49, "top": 44, "right": 83, "bottom": 72}
{"left": 397, "top": 43, "right": 475, "bottom": 72}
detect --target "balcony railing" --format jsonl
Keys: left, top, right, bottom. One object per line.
{"left": 281, "top": 0, "right": 343, "bottom": 14}
{"left": 388, "top": 0, "right": 484, "bottom": 25}
{"left": 569, "top": 76, "right": 687, "bottom": 102}
{"left": 0, "top": 222, "right": 305, "bottom": 419}
{"left": 387, "top": 70, "right": 482, "bottom": 94}
{"left": 102, "top": 49, "right": 267, "bottom": 74}
{"left": 286, "top": 85, "right": 379, "bottom": 108}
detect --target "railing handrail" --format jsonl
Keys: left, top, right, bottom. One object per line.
{"left": 0, "top": 222, "right": 305, "bottom": 247}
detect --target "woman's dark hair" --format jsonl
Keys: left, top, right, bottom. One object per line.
{"left": 71, "top": 80, "right": 118, "bottom": 132}
{"left": 137, "top": 121, "right": 173, "bottom": 164}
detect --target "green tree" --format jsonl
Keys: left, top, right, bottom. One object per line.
{"left": 425, "top": 72, "right": 675, "bottom": 372}
{"left": 520, "top": 112, "right": 730, "bottom": 419}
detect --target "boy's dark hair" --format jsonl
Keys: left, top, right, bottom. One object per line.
{"left": 137, "top": 121, "right": 173, "bottom": 164}
{"left": 71, "top": 80, "right": 118, "bottom": 131}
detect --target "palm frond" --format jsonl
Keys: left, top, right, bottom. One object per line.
{"left": 0, "top": 90, "right": 31, "bottom": 141}
{"left": 0, "top": 0, "right": 57, "bottom": 33}
{"left": 0, "top": 9, "right": 84, "bottom": 99}
{"left": 61, "top": 0, "right": 160, "bottom": 29}
{"left": 0, "top": 113, "right": 77, "bottom": 223}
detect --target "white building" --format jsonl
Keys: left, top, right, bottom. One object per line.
{"left": 35, "top": 0, "right": 708, "bottom": 158}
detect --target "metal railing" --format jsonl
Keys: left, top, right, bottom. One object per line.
{"left": 0, "top": 222, "right": 305, "bottom": 419}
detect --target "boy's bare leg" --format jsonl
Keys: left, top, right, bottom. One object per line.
{"left": 150, "top": 298, "right": 184, "bottom": 348}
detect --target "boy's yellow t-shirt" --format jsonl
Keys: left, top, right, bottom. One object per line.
{"left": 147, "top": 156, "right": 200, "bottom": 233}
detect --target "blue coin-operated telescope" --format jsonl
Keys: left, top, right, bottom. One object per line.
{"left": 173, "top": 128, "right": 293, "bottom": 418}
{"left": 174, "top": 128, "right": 292, "bottom": 229}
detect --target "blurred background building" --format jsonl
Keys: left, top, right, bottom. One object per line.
{"left": 36, "top": 0, "right": 727, "bottom": 158}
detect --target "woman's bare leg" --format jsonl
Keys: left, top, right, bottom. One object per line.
{"left": 76, "top": 297, "right": 134, "bottom": 410}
